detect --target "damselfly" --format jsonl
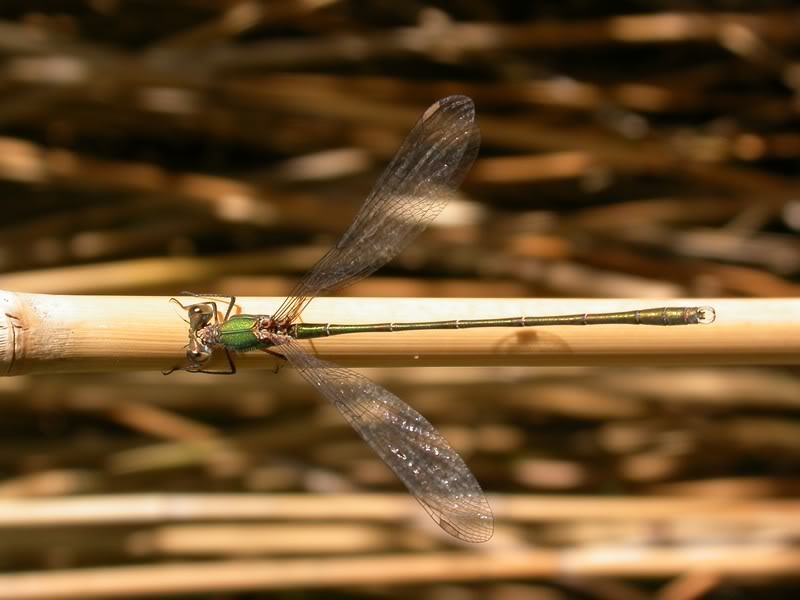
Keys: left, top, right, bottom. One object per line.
{"left": 171, "top": 96, "right": 715, "bottom": 543}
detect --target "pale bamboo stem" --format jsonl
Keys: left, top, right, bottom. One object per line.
{"left": 0, "top": 291, "right": 796, "bottom": 376}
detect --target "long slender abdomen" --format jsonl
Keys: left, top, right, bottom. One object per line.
{"left": 291, "top": 306, "right": 716, "bottom": 340}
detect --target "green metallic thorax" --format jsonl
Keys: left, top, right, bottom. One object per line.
{"left": 217, "top": 315, "right": 262, "bottom": 352}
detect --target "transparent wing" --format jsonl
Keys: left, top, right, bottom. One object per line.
{"left": 272, "top": 95, "right": 480, "bottom": 323}
{"left": 277, "top": 338, "right": 493, "bottom": 543}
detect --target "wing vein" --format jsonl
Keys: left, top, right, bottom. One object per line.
{"left": 273, "top": 96, "right": 480, "bottom": 323}
{"left": 275, "top": 337, "right": 494, "bottom": 543}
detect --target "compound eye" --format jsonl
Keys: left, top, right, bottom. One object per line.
{"left": 187, "top": 339, "right": 212, "bottom": 365}
{"left": 188, "top": 304, "right": 214, "bottom": 329}
{"left": 188, "top": 348, "right": 211, "bottom": 363}
{"left": 190, "top": 304, "right": 213, "bottom": 316}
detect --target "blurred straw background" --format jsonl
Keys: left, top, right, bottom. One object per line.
{"left": 0, "top": 1, "right": 799, "bottom": 599}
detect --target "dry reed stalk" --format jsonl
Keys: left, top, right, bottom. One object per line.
{"left": 0, "top": 546, "right": 798, "bottom": 599}
{"left": 0, "top": 293, "right": 794, "bottom": 376}
{"left": 0, "top": 493, "right": 795, "bottom": 527}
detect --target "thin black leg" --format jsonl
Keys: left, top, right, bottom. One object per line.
{"left": 262, "top": 348, "right": 287, "bottom": 374}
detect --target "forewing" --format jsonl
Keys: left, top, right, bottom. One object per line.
{"left": 273, "top": 96, "right": 480, "bottom": 322}
{"left": 277, "top": 339, "right": 493, "bottom": 543}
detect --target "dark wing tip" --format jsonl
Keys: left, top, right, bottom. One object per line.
{"left": 422, "top": 95, "right": 476, "bottom": 124}
{"left": 427, "top": 493, "right": 494, "bottom": 543}
{"left": 439, "top": 510, "right": 495, "bottom": 543}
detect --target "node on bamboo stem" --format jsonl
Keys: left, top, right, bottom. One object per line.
{"left": 0, "top": 291, "right": 23, "bottom": 376}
